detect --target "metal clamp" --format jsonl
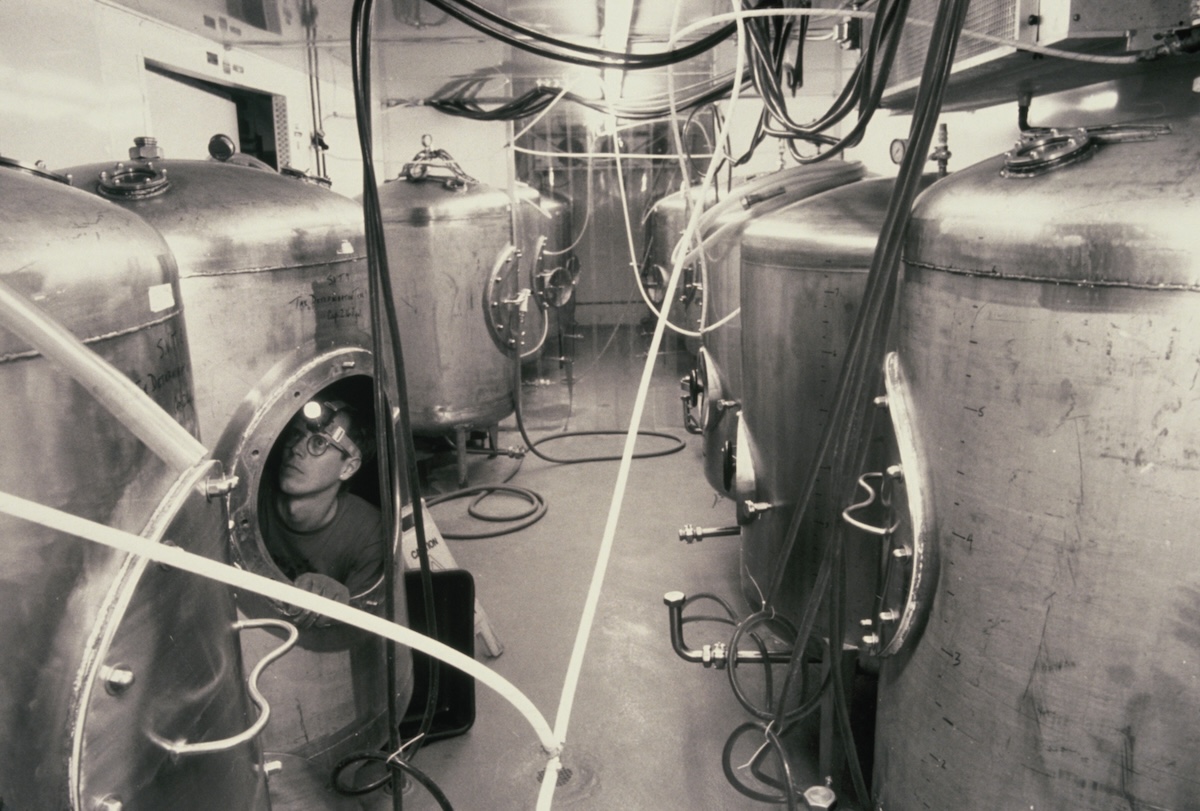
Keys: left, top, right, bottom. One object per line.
{"left": 149, "top": 618, "right": 298, "bottom": 756}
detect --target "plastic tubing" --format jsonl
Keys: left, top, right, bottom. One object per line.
{"left": 0, "top": 278, "right": 207, "bottom": 475}
{"left": 0, "top": 488, "right": 560, "bottom": 757}
{"left": 533, "top": 4, "right": 753, "bottom": 809}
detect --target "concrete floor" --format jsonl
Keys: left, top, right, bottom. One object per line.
{"left": 383, "top": 324, "right": 824, "bottom": 811}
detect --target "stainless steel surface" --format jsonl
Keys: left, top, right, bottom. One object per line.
{"left": 378, "top": 170, "right": 517, "bottom": 432}
{"left": 62, "top": 144, "right": 371, "bottom": 446}
{"left": 678, "top": 162, "right": 866, "bottom": 494}
{"left": 874, "top": 79, "right": 1200, "bottom": 810}
{"left": 75, "top": 459, "right": 270, "bottom": 811}
{"left": 65, "top": 142, "right": 414, "bottom": 779}
{"left": 0, "top": 166, "right": 266, "bottom": 810}
{"left": 734, "top": 177, "right": 921, "bottom": 626}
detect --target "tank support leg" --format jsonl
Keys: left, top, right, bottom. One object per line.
{"left": 455, "top": 425, "right": 469, "bottom": 487}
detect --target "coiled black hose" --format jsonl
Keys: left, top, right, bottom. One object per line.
{"left": 331, "top": 750, "right": 454, "bottom": 811}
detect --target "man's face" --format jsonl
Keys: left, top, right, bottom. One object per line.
{"left": 278, "top": 411, "right": 360, "bottom": 497}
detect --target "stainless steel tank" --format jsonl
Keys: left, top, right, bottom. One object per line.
{"left": 62, "top": 138, "right": 413, "bottom": 780}
{"left": 735, "top": 176, "right": 932, "bottom": 627}
{"left": 0, "top": 159, "right": 268, "bottom": 810}
{"left": 682, "top": 162, "right": 865, "bottom": 495}
{"left": 377, "top": 148, "right": 517, "bottom": 434}
{"left": 62, "top": 137, "right": 373, "bottom": 445}
{"left": 874, "top": 71, "right": 1200, "bottom": 810}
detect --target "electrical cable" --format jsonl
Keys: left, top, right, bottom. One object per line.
{"left": 420, "top": 0, "right": 738, "bottom": 71}
{"left": 332, "top": 747, "right": 453, "bottom": 809}
{"left": 745, "top": 2, "right": 972, "bottom": 808}
{"left": 427, "top": 485, "right": 548, "bottom": 540}
{"left": 350, "top": 0, "right": 442, "bottom": 788}
{"left": 509, "top": 333, "right": 686, "bottom": 465}
{"left": 721, "top": 721, "right": 799, "bottom": 809}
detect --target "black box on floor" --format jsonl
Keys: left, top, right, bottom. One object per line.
{"left": 401, "top": 568, "right": 477, "bottom": 742}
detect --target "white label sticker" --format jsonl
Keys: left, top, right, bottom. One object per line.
{"left": 338, "top": 239, "right": 354, "bottom": 255}
{"left": 148, "top": 283, "right": 175, "bottom": 312}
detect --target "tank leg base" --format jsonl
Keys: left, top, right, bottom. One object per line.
{"left": 454, "top": 426, "right": 469, "bottom": 487}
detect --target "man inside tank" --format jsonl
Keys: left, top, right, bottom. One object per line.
{"left": 260, "top": 396, "right": 383, "bottom": 629}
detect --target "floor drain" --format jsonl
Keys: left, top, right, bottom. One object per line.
{"left": 536, "top": 766, "right": 574, "bottom": 787}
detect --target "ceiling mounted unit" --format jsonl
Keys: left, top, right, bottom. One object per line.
{"left": 881, "top": 0, "right": 1194, "bottom": 110}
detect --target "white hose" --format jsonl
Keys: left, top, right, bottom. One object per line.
{"left": 534, "top": 3, "right": 754, "bottom": 808}
{"left": 0, "top": 488, "right": 561, "bottom": 759}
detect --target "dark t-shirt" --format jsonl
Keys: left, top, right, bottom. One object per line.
{"left": 261, "top": 491, "right": 385, "bottom": 597}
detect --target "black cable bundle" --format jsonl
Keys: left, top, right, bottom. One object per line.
{"left": 750, "top": 0, "right": 913, "bottom": 164}
{"left": 334, "top": 0, "right": 448, "bottom": 807}
{"left": 718, "top": 0, "right": 973, "bottom": 805}
{"left": 422, "top": 0, "right": 737, "bottom": 70}
{"left": 425, "top": 75, "right": 742, "bottom": 123}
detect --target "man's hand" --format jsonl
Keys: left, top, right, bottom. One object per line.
{"left": 290, "top": 572, "right": 350, "bottom": 628}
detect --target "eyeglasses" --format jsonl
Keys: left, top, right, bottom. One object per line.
{"left": 284, "top": 427, "right": 354, "bottom": 459}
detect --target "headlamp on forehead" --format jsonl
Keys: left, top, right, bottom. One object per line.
{"left": 294, "top": 399, "right": 359, "bottom": 459}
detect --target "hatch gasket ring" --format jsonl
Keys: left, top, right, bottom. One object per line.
{"left": 97, "top": 160, "right": 172, "bottom": 199}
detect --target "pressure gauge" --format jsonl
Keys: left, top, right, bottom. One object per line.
{"left": 889, "top": 138, "right": 908, "bottom": 165}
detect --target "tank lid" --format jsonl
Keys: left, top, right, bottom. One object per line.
{"left": 398, "top": 134, "right": 479, "bottom": 191}
{"left": 907, "top": 116, "right": 1200, "bottom": 290}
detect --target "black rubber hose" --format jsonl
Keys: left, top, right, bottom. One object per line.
{"left": 426, "top": 484, "right": 549, "bottom": 540}
{"left": 721, "top": 721, "right": 799, "bottom": 809}
{"left": 351, "top": 0, "right": 440, "bottom": 775}
{"left": 422, "top": 0, "right": 737, "bottom": 71}
{"left": 508, "top": 310, "right": 686, "bottom": 466}
{"left": 331, "top": 750, "right": 454, "bottom": 810}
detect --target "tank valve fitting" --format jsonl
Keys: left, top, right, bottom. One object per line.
{"left": 129, "top": 136, "right": 163, "bottom": 161}
{"left": 678, "top": 524, "right": 740, "bottom": 544}
{"left": 99, "top": 664, "right": 135, "bottom": 696}
{"left": 204, "top": 474, "right": 240, "bottom": 499}
{"left": 743, "top": 500, "right": 773, "bottom": 517}
{"left": 663, "top": 591, "right": 792, "bottom": 668}
{"left": 679, "top": 369, "right": 703, "bottom": 435}
{"left": 928, "top": 123, "right": 951, "bottom": 177}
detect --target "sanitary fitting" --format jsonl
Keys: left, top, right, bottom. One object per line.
{"left": 743, "top": 500, "right": 773, "bottom": 517}
{"left": 663, "top": 592, "right": 792, "bottom": 668}
{"left": 204, "top": 474, "right": 240, "bottom": 499}
{"left": 677, "top": 524, "right": 740, "bottom": 544}
{"left": 128, "top": 136, "right": 162, "bottom": 160}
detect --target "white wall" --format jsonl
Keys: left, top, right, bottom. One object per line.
{"left": 0, "top": 0, "right": 363, "bottom": 192}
